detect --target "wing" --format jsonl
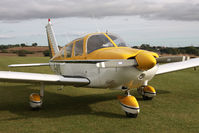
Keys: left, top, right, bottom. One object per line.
{"left": 156, "top": 58, "right": 199, "bottom": 75}
{"left": 0, "top": 71, "right": 89, "bottom": 86}
{"left": 8, "top": 63, "right": 50, "bottom": 67}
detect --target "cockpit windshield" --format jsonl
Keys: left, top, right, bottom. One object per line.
{"left": 87, "top": 33, "right": 127, "bottom": 54}
{"left": 107, "top": 33, "right": 126, "bottom": 47}
{"left": 87, "top": 34, "right": 114, "bottom": 54}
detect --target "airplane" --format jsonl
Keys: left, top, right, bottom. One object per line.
{"left": 0, "top": 19, "right": 199, "bottom": 118}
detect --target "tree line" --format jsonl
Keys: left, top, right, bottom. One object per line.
{"left": 0, "top": 43, "right": 199, "bottom": 56}
{"left": 0, "top": 43, "right": 38, "bottom": 50}
{"left": 132, "top": 44, "right": 199, "bottom": 56}
{"left": 0, "top": 43, "right": 50, "bottom": 57}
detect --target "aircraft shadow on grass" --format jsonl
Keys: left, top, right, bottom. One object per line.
{"left": 0, "top": 84, "right": 170, "bottom": 120}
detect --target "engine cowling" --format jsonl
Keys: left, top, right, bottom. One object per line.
{"left": 135, "top": 52, "right": 158, "bottom": 71}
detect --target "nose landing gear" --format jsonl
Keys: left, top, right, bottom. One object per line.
{"left": 137, "top": 85, "right": 156, "bottom": 100}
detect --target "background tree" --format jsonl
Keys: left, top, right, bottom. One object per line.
{"left": 17, "top": 50, "right": 27, "bottom": 56}
{"left": 43, "top": 50, "right": 50, "bottom": 57}
{"left": 20, "top": 43, "right": 26, "bottom": 47}
{"left": 32, "top": 43, "right": 38, "bottom": 47}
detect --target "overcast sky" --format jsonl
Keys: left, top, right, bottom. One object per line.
{"left": 0, "top": 0, "right": 199, "bottom": 47}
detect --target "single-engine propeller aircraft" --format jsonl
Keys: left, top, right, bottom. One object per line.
{"left": 0, "top": 19, "right": 199, "bottom": 118}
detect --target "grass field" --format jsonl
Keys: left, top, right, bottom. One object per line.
{"left": 0, "top": 57, "right": 199, "bottom": 133}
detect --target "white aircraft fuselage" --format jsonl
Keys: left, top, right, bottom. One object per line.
{"left": 49, "top": 61, "right": 158, "bottom": 89}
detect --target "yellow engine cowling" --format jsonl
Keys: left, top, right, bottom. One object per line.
{"left": 135, "top": 52, "right": 158, "bottom": 71}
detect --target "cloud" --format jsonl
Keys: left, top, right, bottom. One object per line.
{"left": 0, "top": 0, "right": 199, "bottom": 21}
{"left": 0, "top": 34, "right": 15, "bottom": 39}
{"left": 57, "top": 32, "right": 89, "bottom": 37}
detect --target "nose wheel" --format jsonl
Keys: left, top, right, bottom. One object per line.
{"left": 137, "top": 85, "right": 156, "bottom": 100}
{"left": 142, "top": 95, "right": 153, "bottom": 100}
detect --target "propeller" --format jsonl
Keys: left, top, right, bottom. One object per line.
{"left": 156, "top": 56, "right": 190, "bottom": 63}
{"left": 96, "top": 56, "right": 190, "bottom": 68}
{"left": 96, "top": 59, "right": 137, "bottom": 68}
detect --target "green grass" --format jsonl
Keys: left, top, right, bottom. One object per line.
{"left": 0, "top": 57, "right": 199, "bottom": 133}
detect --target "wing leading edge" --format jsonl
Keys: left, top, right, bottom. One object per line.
{"left": 8, "top": 63, "right": 50, "bottom": 67}
{"left": 156, "top": 58, "right": 199, "bottom": 75}
{"left": 0, "top": 71, "right": 89, "bottom": 86}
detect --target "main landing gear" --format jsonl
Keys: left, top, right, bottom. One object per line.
{"left": 137, "top": 85, "right": 156, "bottom": 100}
{"left": 29, "top": 83, "right": 44, "bottom": 110}
{"left": 118, "top": 85, "right": 156, "bottom": 118}
{"left": 118, "top": 90, "right": 140, "bottom": 118}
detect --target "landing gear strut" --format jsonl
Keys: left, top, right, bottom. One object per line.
{"left": 29, "top": 83, "right": 44, "bottom": 109}
{"left": 118, "top": 89, "right": 140, "bottom": 118}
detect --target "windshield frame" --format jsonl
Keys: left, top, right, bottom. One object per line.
{"left": 85, "top": 33, "right": 118, "bottom": 54}
{"left": 106, "top": 33, "right": 127, "bottom": 47}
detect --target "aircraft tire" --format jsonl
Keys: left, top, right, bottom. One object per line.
{"left": 143, "top": 96, "right": 153, "bottom": 100}
{"left": 31, "top": 107, "right": 41, "bottom": 111}
{"left": 125, "top": 112, "right": 138, "bottom": 118}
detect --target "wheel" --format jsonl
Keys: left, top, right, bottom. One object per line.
{"left": 31, "top": 107, "right": 41, "bottom": 111}
{"left": 125, "top": 112, "right": 138, "bottom": 118}
{"left": 143, "top": 96, "right": 153, "bottom": 100}
{"left": 29, "top": 93, "right": 42, "bottom": 109}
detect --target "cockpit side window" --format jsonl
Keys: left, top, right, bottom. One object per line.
{"left": 87, "top": 34, "right": 114, "bottom": 54}
{"left": 65, "top": 43, "right": 73, "bottom": 58}
{"left": 74, "top": 39, "right": 83, "bottom": 56}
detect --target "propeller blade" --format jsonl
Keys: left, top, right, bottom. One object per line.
{"left": 156, "top": 56, "right": 190, "bottom": 63}
{"left": 96, "top": 59, "right": 137, "bottom": 68}
{"left": 96, "top": 56, "right": 190, "bottom": 68}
